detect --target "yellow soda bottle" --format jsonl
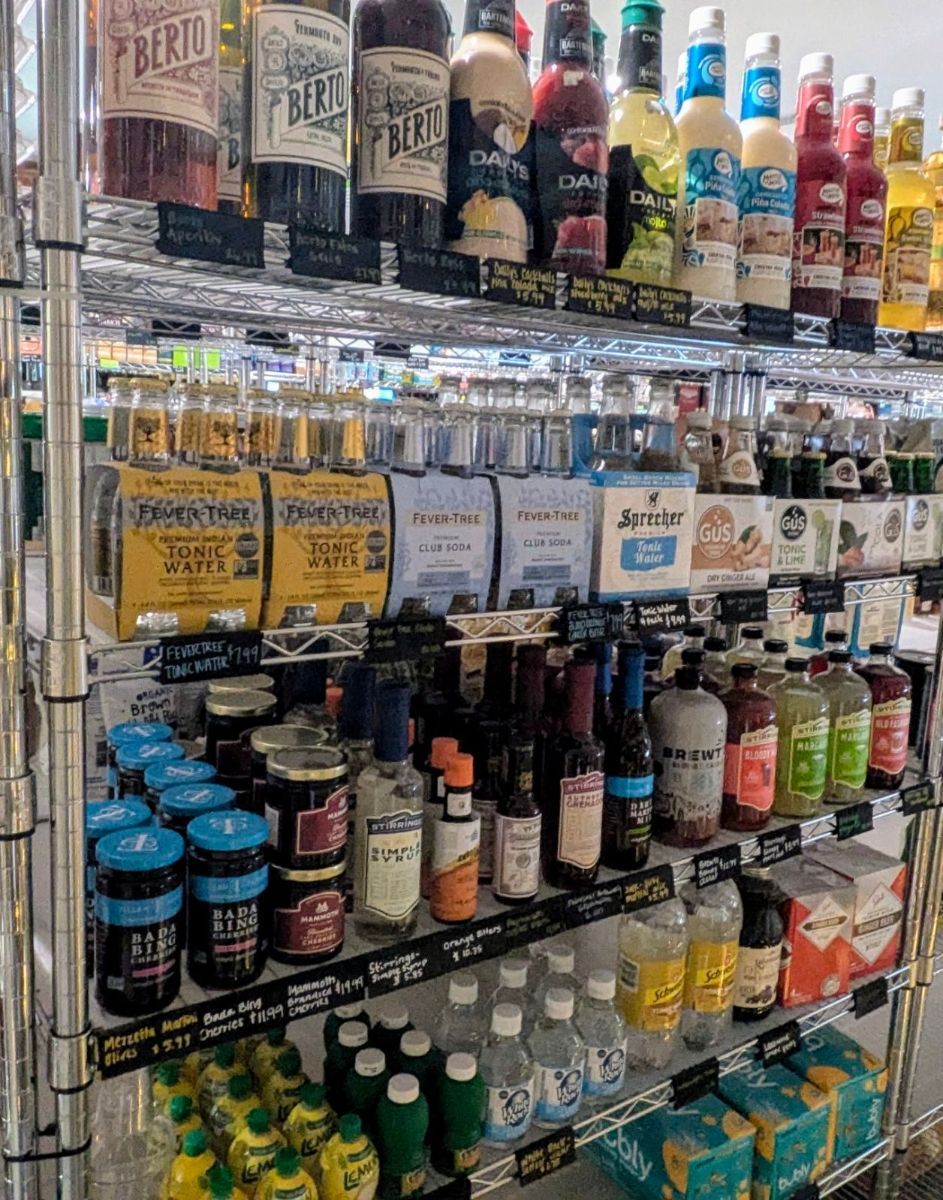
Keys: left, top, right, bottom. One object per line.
{"left": 257, "top": 1148, "right": 318, "bottom": 1200}
{"left": 318, "top": 1116, "right": 379, "bottom": 1200}
{"left": 154, "top": 1062, "right": 198, "bottom": 1111}
{"left": 227, "top": 1108, "right": 286, "bottom": 1197}
{"left": 199, "top": 1044, "right": 240, "bottom": 1120}
{"left": 261, "top": 1050, "right": 308, "bottom": 1124}
{"left": 168, "top": 1094, "right": 206, "bottom": 1149}
{"left": 250, "top": 1029, "right": 299, "bottom": 1090}
{"left": 163, "top": 1129, "right": 217, "bottom": 1200}
{"left": 284, "top": 1083, "right": 336, "bottom": 1178}
{"left": 209, "top": 1074, "right": 262, "bottom": 1159}
{"left": 183, "top": 1048, "right": 216, "bottom": 1089}
{"left": 206, "top": 1164, "right": 250, "bottom": 1200}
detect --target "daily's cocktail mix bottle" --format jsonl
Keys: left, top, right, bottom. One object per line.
{"left": 838, "top": 74, "right": 887, "bottom": 325}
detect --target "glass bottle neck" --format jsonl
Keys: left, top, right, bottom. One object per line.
{"left": 463, "top": 0, "right": 515, "bottom": 40}
{"left": 615, "top": 22, "right": 662, "bottom": 94}
{"left": 838, "top": 100, "right": 876, "bottom": 156}
{"left": 543, "top": 0, "right": 593, "bottom": 68}
{"left": 795, "top": 79, "right": 836, "bottom": 141}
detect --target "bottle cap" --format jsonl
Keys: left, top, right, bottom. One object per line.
{"left": 842, "top": 73, "right": 875, "bottom": 99}
{"left": 745, "top": 31, "right": 778, "bottom": 58}
{"left": 299, "top": 1082, "right": 326, "bottom": 1109}
{"left": 214, "top": 1042, "right": 236, "bottom": 1067}
{"left": 339, "top": 1021, "right": 369, "bottom": 1049}
{"left": 682, "top": 624, "right": 706, "bottom": 638}
{"left": 377, "top": 999, "right": 409, "bottom": 1031}
{"left": 704, "top": 636, "right": 728, "bottom": 652}
{"left": 799, "top": 51, "right": 833, "bottom": 78}
{"left": 824, "top": 629, "right": 848, "bottom": 644}
{"left": 491, "top": 1003, "right": 523, "bottom": 1036}
{"left": 675, "top": 667, "right": 700, "bottom": 690}
{"left": 400, "top": 1030, "right": 432, "bottom": 1059}
{"left": 515, "top": 9, "right": 533, "bottom": 53}
{"left": 869, "top": 641, "right": 894, "bottom": 654}
{"left": 763, "top": 639, "right": 788, "bottom": 652}
{"left": 335, "top": 1002, "right": 365, "bottom": 1020}
{"left": 732, "top": 663, "right": 758, "bottom": 679}
{"left": 274, "top": 1147, "right": 300, "bottom": 1177}
{"left": 430, "top": 737, "right": 460, "bottom": 770}
{"left": 339, "top": 1114, "right": 362, "bottom": 1142}
{"left": 266, "top": 1028, "right": 286, "bottom": 1046}
{"left": 546, "top": 944, "right": 575, "bottom": 975}
{"left": 586, "top": 969, "right": 617, "bottom": 1001}
{"left": 785, "top": 657, "right": 811, "bottom": 672}
{"left": 247, "top": 1108, "right": 270, "bottom": 1134}
{"left": 499, "top": 959, "right": 529, "bottom": 989}
{"left": 168, "top": 1094, "right": 194, "bottom": 1122}
{"left": 829, "top": 650, "right": 853, "bottom": 664}
{"left": 544, "top": 988, "right": 575, "bottom": 1020}
{"left": 275, "top": 1049, "right": 301, "bottom": 1076}
{"left": 681, "top": 648, "right": 706, "bottom": 666}
{"left": 183, "top": 1130, "right": 208, "bottom": 1157}
{"left": 876, "top": 106, "right": 891, "bottom": 124}
{"left": 893, "top": 87, "right": 924, "bottom": 110}
{"left": 446, "top": 1053, "right": 478, "bottom": 1083}
{"left": 689, "top": 6, "right": 724, "bottom": 34}
{"left": 449, "top": 973, "right": 479, "bottom": 1005}
{"left": 445, "top": 752, "right": 475, "bottom": 789}
{"left": 621, "top": 0, "right": 663, "bottom": 32}
{"left": 156, "top": 1061, "right": 181, "bottom": 1085}
{"left": 742, "top": 627, "right": 764, "bottom": 640}
{"left": 374, "top": 681, "right": 411, "bottom": 762}
{"left": 339, "top": 664, "right": 377, "bottom": 742}
{"left": 206, "top": 1165, "right": 236, "bottom": 1199}
{"left": 387, "top": 1073, "right": 420, "bottom": 1105}
{"left": 228, "top": 1074, "right": 252, "bottom": 1100}
{"left": 355, "top": 1049, "right": 386, "bottom": 1078}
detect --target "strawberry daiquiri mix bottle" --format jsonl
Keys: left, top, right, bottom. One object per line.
{"left": 838, "top": 74, "right": 887, "bottom": 326}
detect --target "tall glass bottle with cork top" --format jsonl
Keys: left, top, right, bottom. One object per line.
{"left": 351, "top": 0, "right": 452, "bottom": 246}
{"left": 839, "top": 73, "right": 886, "bottom": 326}
{"left": 769, "top": 657, "right": 830, "bottom": 817}
{"left": 244, "top": 0, "right": 350, "bottom": 229}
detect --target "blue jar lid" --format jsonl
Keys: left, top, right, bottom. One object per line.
{"left": 187, "top": 811, "right": 269, "bottom": 853}
{"left": 86, "top": 799, "right": 153, "bottom": 841}
{"left": 107, "top": 721, "right": 173, "bottom": 748}
{"left": 144, "top": 759, "right": 216, "bottom": 791}
{"left": 116, "top": 741, "right": 186, "bottom": 772}
{"left": 160, "top": 783, "right": 237, "bottom": 820}
{"left": 96, "top": 827, "right": 185, "bottom": 872}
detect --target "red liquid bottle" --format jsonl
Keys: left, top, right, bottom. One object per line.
{"left": 532, "top": 0, "right": 609, "bottom": 275}
{"left": 791, "top": 52, "right": 847, "bottom": 317}
{"left": 721, "top": 664, "right": 778, "bottom": 832}
{"left": 855, "top": 641, "right": 912, "bottom": 789}
{"left": 839, "top": 74, "right": 887, "bottom": 325}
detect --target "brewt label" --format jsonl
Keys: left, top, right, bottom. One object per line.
{"left": 251, "top": 6, "right": 349, "bottom": 174}
{"left": 356, "top": 47, "right": 450, "bottom": 202}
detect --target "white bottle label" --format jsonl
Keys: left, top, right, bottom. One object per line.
{"left": 101, "top": 0, "right": 219, "bottom": 136}
{"left": 355, "top": 47, "right": 449, "bottom": 202}
{"left": 583, "top": 1041, "right": 627, "bottom": 1098}
{"left": 483, "top": 1078, "right": 534, "bottom": 1142}
{"left": 493, "top": 813, "right": 541, "bottom": 898}
{"left": 557, "top": 771, "right": 604, "bottom": 871}
{"left": 472, "top": 797, "right": 496, "bottom": 879}
{"left": 362, "top": 809, "right": 422, "bottom": 920}
{"left": 217, "top": 65, "right": 243, "bottom": 201}
{"left": 251, "top": 5, "right": 349, "bottom": 173}
{"left": 534, "top": 1063, "right": 583, "bottom": 1122}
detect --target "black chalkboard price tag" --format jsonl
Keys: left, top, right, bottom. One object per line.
{"left": 757, "top": 1020, "right": 802, "bottom": 1067}
{"left": 830, "top": 319, "right": 876, "bottom": 355}
{"left": 853, "top": 976, "right": 889, "bottom": 1019}
{"left": 694, "top": 843, "right": 742, "bottom": 890}
{"left": 566, "top": 274, "right": 634, "bottom": 320}
{"left": 156, "top": 203, "right": 265, "bottom": 270}
{"left": 670, "top": 1057, "right": 719, "bottom": 1108}
{"left": 484, "top": 259, "right": 557, "bottom": 309}
{"left": 634, "top": 283, "right": 691, "bottom": 327}
{"left": 719, "top": 590, "right": 769, "bottom": 625}
{"left": 743, "top": 304, "right": 795, "bottom": 343}
{"left": 158, "top": 630, "right": 263, "bottom": 685}
{"left": 623, "top": 864, "right": 676, "bottom": 913}
{"left": 288, "top": 225, "right": 382, "bottom": 285}
{"left": 917, "top": 566, "right": 943, "bottom": 602}
{"left": 835, "top": 801, "right": 874, "bottom": 841}
{"left": 757, "top": 824, "right": 802, "bottom": 868}
{"left": 908, "top": 331, "right": 943, "bottom": 362}
{"left": 801, "top": 579, "right": 846, "bottom": 615}
{"left": 397, "top": 245, "right": 481, "bottom": 299}
{"left": 634, "top": 597, "right": 691, "bottom": 634}
{"left": 339, "top": 347, "right": 366, "bottom": 363}
{"left": 792, "top": 1184, "right": 821, "bottom": 1200}
{"left": 558, "top": 602, "right": 625, "bottom": 645}
{"left": 515, "top": 1127, "right": 576, "bottom": 1186}
{"left": 366, "top": 616, "right": 447, "bottom": 665}
{"left": 424, "top": 1180, "right": 472, "bottom": 1200}
{"left": 901, "top": 781, "right": 936, "bottom": 816}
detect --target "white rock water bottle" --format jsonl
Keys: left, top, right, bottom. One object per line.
{"left": 529, "top": 988, "right": 585, "bottom": 1129}
{"left": 575, "top": 969, "right": 627, "bottom": 1106}
{"left": 479, "top": 1004, "right": 535, "bottom": 1146}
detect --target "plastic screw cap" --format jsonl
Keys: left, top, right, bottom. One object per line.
{"left": 378, "top": 999, "right": 409, "bottom": 1030}
{"left": 843, "top": 73, "right": 875, "bottom": 99}
{"left": 893, "top": 87, "right": 925, "bottom": 110}
{"left": 491, "top": 1003, "right": 523, "bottom": 1037}
{"left": 430, "top": 737, "right": 460, "bottom": 770}
{"left": 275, "top": 1049, "right": 301, "bottom": 1075}
{"left": 335, "top": 1002, "right": 364, "bottom": 1020}
{"left": 587, "top": 969, "right": 617, "bottom": 1001}
{"left": 215, "top": 1043, "right": 236, "bottom": 1067}
{"left": 400, "top": 1030, "right": 432, "bottom": 1058}
{"left": 689, "top": 6, "right": 723, "bottom": 33}
{"left": 445, "top": 752, "right": 475, "bottom": 789}
{"left": 799, "top": 52, "right": 833, "bottom": 78}
{"left": 339, "top": 1114, "right": 362, "bottom": 1142}
{"left": 499, "top": 958, "right": 528, "bottom": 989}
{"left": 183, "top": 1129, "right": 208, "bottom": 1157}
{"left": 446, "top": 1053, "right": 478, "bottom": 1083}
{"left": 274, "top": 1146, "right": 301, "bottom": 1176}
{"left": 744, "top": 32, "right": 778, "bottom": 58}
{"left": 546, "top": 943, "right": 575, "bottom": 974}
{"left": 355, "top": 1048, "right": 386, "bottom": 1077}
{"left": 168, "top": 1094, "right": 194, "bottom": 1121}
{"left": 449, "top": 973, "right": 479, "bottom": 1005}
{"left": 544, "top": 988, "right": 575, "bottom": 1020}
{"left": 339, "top": 1021, "right": 369, "bottom": 1048}
{"left": 247, "top": 1108, "right": 270, "bottom": 1134}
{"left": 299, "top": 1082, "right": 326, "bottom": 1108}
{"left": 229, "top": 1074, "right": 252, "bottom": 1099}
{"left": 388, "top": 1073, "right": 420, "bottom": 1105}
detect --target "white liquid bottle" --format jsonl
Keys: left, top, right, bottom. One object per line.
{"left": 676, "top": 6, "right": 743, "bottom": 301}
{"left": 736, "top": 33, "right": 797, "bottom": 309}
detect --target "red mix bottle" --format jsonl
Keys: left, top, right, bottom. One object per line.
{"left": 791, "top": 52, "right": 847, "bottom": 318}
{"left": 856, "top": 642, "right": 912, "bottom": 789}
{"left": 532, "top": 0, "right": 609, "bottom": 275}
{"left": 838, "top": 73, "right": 887, "bottom": 325}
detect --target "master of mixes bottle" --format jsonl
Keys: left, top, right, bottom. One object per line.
{"left": 376, "top": 1074, "right": 429, "bottom": 1198}
{"left": 431, "top": 1054, "right": 486, "bottom": 1177}
{"left": 680, "top": 880, "right": 742, "bottom": 1051}
{"left": 616, "top": 898, "right": 688, "bottom": 1070}
{"left": 675, "top": 5, "right": 743, "bottom": 301}
{"left": 606, "top": 0, "right": 680, "bottom": 285}
{"left": 839, "top": 74, "right": 887, "bottom": 326}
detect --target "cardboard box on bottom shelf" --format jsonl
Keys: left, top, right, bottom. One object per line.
{"left": 775, "top": 856, "right": 856, "bottom": 1008}
{"left": 718, "top": 1063, "right": 832, "bottom": 1200}
{"left": 901, "top": 493, "right": 943, "bottom": 571}
{"left": 769, "top": 498, "right": 842, "bottom": 586}
{"left": 689, "top": 494, "right": 774, "bottom": 593}
{"left": 804, "top": 843, "right": 906, "bottom": 979}
{"left": 583, "top": 1092, "right": 755, "bottom": 1200}
{"left": 836, "top": 498, "right": 904, "bottom": 578}
{"left": 786, "top": 1026, "right": 888, "bottom": 1162}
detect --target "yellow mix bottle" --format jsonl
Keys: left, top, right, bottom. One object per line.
{"left": 199, "top": 1044, "right": 241, "bottom": 1120}
{"left": 154, "top": 1061, "right": 198, "bottom": 1111}
{"left": 318, "top": 1115, "right": 380, "bottom": 1200}
{"left": 261, "top": 1049, "right": 308, "bottom": 1124}
{"left": 880, "top": 87, "right": 935, "bottom": 330}
{"left": 163, "top": 1129, "right": 218, "bottom": 1200}
{"left": 925, "top": 113, "right": 943, "bottom": 330}
{"left": 250, "top": 1029, "right": 298, "bottom": 1089}
{"left": 168, "top": 1094, "right": 206, "bottom": 1149}
{"left": 209, "top": 1074, "right": 262, "bottom": 1159}
{"left": 284, "top": 1083, "right": 337, "bottom": 1177}
{"left": 257, "top": 1148, "right": 318, "bottom": 1200}
{"left": 227, "top": 1108, "right": 286, "bottom": 1197}
{"left": 206, "top": 1164, "right": 250, "bottom": 1200}
{"left": 184, "top": 1048, "right": 216, "bottom": 1089}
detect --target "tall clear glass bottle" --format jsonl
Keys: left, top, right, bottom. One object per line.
{"left": 818, "top": 650, "right": 872, "bottom": 804}
{"left": 856, "top": 642, "right": 913, "bottom": 789}
{"left": 616, "top": 898, "right": 688, "bottom": 1070}
{"left": 769, "top": 657, "right": 830, "bottom": 817}
{"left": 602, "top": 641, "right": 653, "bottom": 871}
{"left": 217, "top": 0, "right": 244, "bottom": 215}
{"left": 680, "top": 879, "right": 742, "bottom": 1051}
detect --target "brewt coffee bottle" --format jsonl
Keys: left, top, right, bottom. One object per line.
{"left": 351, "top": 0, "right": 452, "bottom": 245}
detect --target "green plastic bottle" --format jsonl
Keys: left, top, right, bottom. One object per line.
{"left": 284, "top": 1082, "right": 337, "bottom": 1177}
{"left": 323, "top": 1002, "right": 369, "bottom": 1052}
{"left": 432, "top": 1053, "right": 485, "bottom": 1177}
{"left": 395, "top": 1030, "right": 440, "bottom": 1092}
{"left": 261, "top": 1049, "right": 308, "bottom": 1124}
{"left": 318, "top": 1116, "right": 380, "bottom": 1200}
{"left": 375, "top": 1074, "right": 429, "bottom": 1199}
{"left": 226, "top": 1107, "right": 286, "bottom": 1195}
{"left": 209, "top": 1074, "right": 261, "bottom": 1158}
{"left": 371, "top": 1000, "right": 413, "bottom": 1062}
{"left": 324, "top": 1021, "right": 370, "bottom": 1110}
{"left": 167, "top": 1093, "right": 205, "bottom": 1148}
{"left": 257, "top": 1147, "right": 317, "bottom": 1200}
{"left": 198, "top": 1044, "right": 240, "bottom": 1120}
{"left": 342, "top": 1049, "right": 390, "bottom": 1138}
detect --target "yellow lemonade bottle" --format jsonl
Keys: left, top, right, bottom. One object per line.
{"left": 257, "top": 1148, "right": 318, "bottom": 1200}
{"left": 250, "top": 1029, "right": 299, "bottom": 1090}
{"left": 285, "top": 1084, "right": 337, "bottom": 1178}
{"left": 163, "top": 1130, "right": 218, "bottom": 1200}
{"left": 227, "top": 1108, "right": 286, "bottom": 1197}
{"left": 183, "top": 1049, "right": 216, "bottom": 1089}
{"left": 880, "top": 87, "right": 935, "bottom": 330}
{"left": 261, "top": 1050, "right": 308, "bottom": 1124}
{"left": 199, "top": 1044, "right": 241, "bottom": 1120}
{"left": 168, "top": 1094, "right": 206, "bottom": 1149}
{"left": 318, "top": 1115, "right": 380, "bottom": 1200}
{"left": 925, "top": 114, "right": 943, "bottom": 329}
{"left": 206, "top": 1164, "right": 250, "bottom": 1200}
{"left": 154, "top": 1062, "right": 198, "bottom": 1111}
{"left": 209, "top": 1075, "right": 262, "bottom": 1159}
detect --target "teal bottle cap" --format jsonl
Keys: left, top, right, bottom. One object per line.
{"left": 622, "top": 0, "right": 663, "bottom": 28}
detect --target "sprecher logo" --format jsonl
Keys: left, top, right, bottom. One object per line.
{"left": 646, "top": 490, "right": 660, "bottom": 508}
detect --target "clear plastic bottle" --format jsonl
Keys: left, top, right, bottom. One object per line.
{"left": 479, "top": 1004, "right": 535, "bottom": 1146}
{"left": 660, "top": 624, "right": 706, "bottom": 683}
{"left": 533, "top": 944, "right": 580, "bottom": 1016}
{"left": 434, "top": 974, "right": 488, "bottom": 1058}
{"left": 726, "top": 626, "right": 766, "bottom": 669}
{"left": 616, "top": 898, "right": 688, "bottom": 1070}
{"left": 704, "top": 637, "right": 730, "bottom": 690}
{"left": 90, "top": 1070, "right": 176, "bottom": 1200}
{"left": 757, "top": 638, "right": 789, "bottom": 691}
{"left": 575, "top": 969, "right": 627, "bottom": 1107}
{"left": 489, "top": 959, "right": 533, "bottom": 1035}
{"left": 528, "top": 989, "right": 585, "bottom": 1129}
{"left": 680, "top": 880, "right": 742, "bottom": 1051}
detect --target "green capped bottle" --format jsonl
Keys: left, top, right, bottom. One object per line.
{"left": 432, "top": 1053, "right": 486, "bottom": 1177}
{"left": 323, "top": 1003, "right": 369, "bottom": 1052}
{"left": 284, "top": 1082, "right": 337, "bottom": 1178}
{"left": 318, "top": 1115, "right": 380, "bottom": 1200}
{"left": 342, "top": 1049, "right": 390, "bottom": 1139}
{"left": 324, "top": 1020, "right": 370, "bottom": 1110}
{"left": 376, "top": 1074, "right": 430, "bottom": 1198}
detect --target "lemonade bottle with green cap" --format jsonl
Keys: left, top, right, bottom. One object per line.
{"left": 183, "top": 1048, "right": 215, "bottom": 1089}
{"left": 318, "top": 1115, "right": 380, "bottom": 1200}
{"left": 167, "top": 1094, "right": 205, "bottom": 1149}
{"left": 376, "top": 1074, "right": 429, "bottom": 1198}
{"left": 198, "top": 1045, "right": 240, "bottom": 1120}
{"left": 227, "top": 1108, "right": 286, "bottom": 1196}
{"left": 257, "top": 1148, "right": 318, "bottom": 1200}
{"left": 209, "top": 1075, "right": 261, "bottom": 1158}
{"left": 206, "top": 1164, "right": 249, "bottom": 1200}
{"left": 163, "top": 1129, "right": 217, "bottom": 1200}
{"left": 261, "top": 1050, "right": 308, "bottom": 1124}
{"left": 250, "top": 1029, "right": 298, "bottom": 1089}
{"left": 154, "top": 1062, "right": 197, "bottom": 1111}
{"left": 284, "top": 1083, "right": 336, "bottom": 1177}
